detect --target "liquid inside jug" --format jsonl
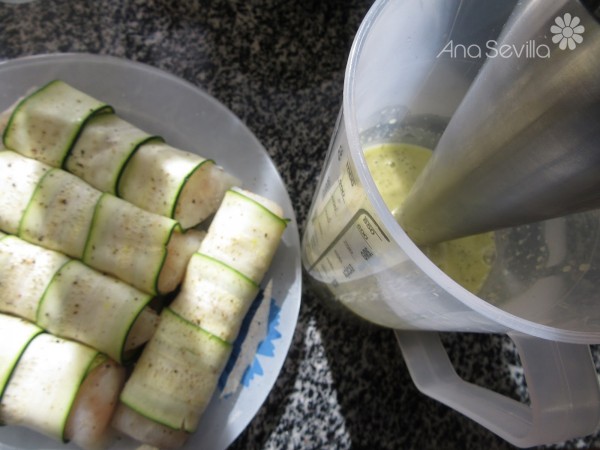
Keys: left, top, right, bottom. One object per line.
{"left": 302, "top": 0, "right": 600, "bottom": 343}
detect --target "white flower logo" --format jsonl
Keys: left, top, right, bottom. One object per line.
{"left": 551, "top": 13, "right": 584, "bottom": 50}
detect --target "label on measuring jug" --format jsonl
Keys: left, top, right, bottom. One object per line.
{"left": 303, "top": 113, "right": 400, "bottom": 285}
{"left": 307, "top": 209, "right": 395, "bottom": 285}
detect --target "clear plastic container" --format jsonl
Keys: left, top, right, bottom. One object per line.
{"left": 302, "top": 0, "right": 600, "bottom": 446}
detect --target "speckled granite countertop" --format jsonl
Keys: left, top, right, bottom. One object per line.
{"left": 1, "top": 1, "right": 600, "bottom": 449}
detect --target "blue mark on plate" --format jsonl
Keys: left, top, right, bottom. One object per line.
{"left": 218, "top": 291, "right": 281, "bottom": 392}
{"left": 257, "top": 300, "right": 282, "bottom": 358}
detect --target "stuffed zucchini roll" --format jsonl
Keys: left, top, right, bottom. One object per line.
{"left": 2, "top": 80, "right": 113, "bottom": 167}
{"left": 20, "top": 167, "right": 102, "bottom": 259}
{"left": 0, "top": 150, "right": 204, "bottom": 295}
{"left": 0, "top": 234, "right": 158, "bottom": 363}
{"left": 2, "top": 80, "right": 238, "bottom": 229}
{"left": 117, "top": 141, "right": 239, "bottom": 229}
{"left": 0, "top": 314, "right": 126, "bottom": 450}
{"left": 0, "top": 314, "right": 42, "bottom": 398}
{"left": 0, "top": 233, "right": 69, "bottom": 322}
{"left": 65, "top": 113, "right": 161, "bottom": 194}
{"left": 114, "top": 189, "right": 288, "bottom": 448}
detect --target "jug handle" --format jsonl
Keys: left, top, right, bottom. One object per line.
{"left": 395, "top": 330, "right": 600, "bottom": 447}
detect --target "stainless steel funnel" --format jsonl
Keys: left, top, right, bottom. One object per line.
{"left": 400, "top": 0, "right": 600, "bottom": 245}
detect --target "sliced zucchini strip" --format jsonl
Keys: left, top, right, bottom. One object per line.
{"left": 0, "top": 150, "right": 49, "bottom": 234}
{"left": 83, "top": 194, "right": 180, "bottom": 294}
{"left": 2, "top": 80, "right": 238, "bottom": 230}
{"left": 3, "top": 150, "right": 193, "bottom": 295}
{"left": 37, "top": 259, "right": 154, "bottom": 363}
{"left": 0, "top": 314, "right": 42, "bottom": 398}
{"left": 19, "top": 168, "right": 102, "bottom": 259}
{"left": 116, "top": 190, "right": 286, "bottom": 439}
{"left": 0, "top": 234, "right": 156, "bottom": 361}
{"left": 118, "top": 141, "right": 238, "bottom": 229}
{"left": 65, "top": 113, "right": 162, "bottom": 194}
{"left": 170, "top": 253, "right": 259, "bottom": 342}
{"left": 120, "top": 307, "right": 232, "bottom": 433}
{"left": 0, "top": 235, "right": 69, "bottom": 322}
{"left": 0, "top": 333, "right": 99, "bottom": 442}
{"left": 2, "top": 80, "right": 113, "bottom": 167}
{"left": 200, "top": 188, "right": 288, "bottom": 283}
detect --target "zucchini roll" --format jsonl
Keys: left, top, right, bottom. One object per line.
{"left": 114, "top": 189, "right": 288, "bottom": 448}
{"left": 2, "top": 80, "right": 238, "bottom": 229}
{"left": 2, "top": 80, "right": 113, "bottom": 167}
{"left": 0, "top": 314, "right": 126, "bottom": 450}
{"left": 0, "top": 234, "right": 158, "bottom": 363}
{"left": 0, "top": 150, "right": 205, "bottom": 295}
{"left": 65, "top": 113, "right": 161, "bottom": 194}
{"left": 0, "top": 314, "right": 42, "bottom": 398}
{"left": 116, "top": 141, "right": 239, "bottom": 229}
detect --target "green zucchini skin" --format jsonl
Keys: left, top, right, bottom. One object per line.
{"left": 0, "top": 323, "right": 126, "bottom": 448}
{"left": 82, "top": 193, "right": 180, "bottom": 295}
{"left": 199, "top": 188, "right": 288, "bottom": 284}
{"left": 0, "top": 330, "right": 100, "bottom": 442}
{"left": 0, "top": 314, "right": 43, "bottom": 400}
{"left": 65, "top": 113, "right": 163, "bottom": 194}
{"left": 2, "top": 80, "right": 237, "bottom": 230}
{"left": 120, "top": 307, "right": 232, "bottom": 432}
{"left": 2, "top": 80, "right": 113, "bottom": 167}
{"left": 1, "top": 151, "right": 190, "bottom": 296}
{"left": 170, "top": 253, "right": 259, "bottom": 343}
{"left": 118, "top": 142, "right": 239, "bottom": 229}
{"left": 19, "top": 168, "right": 102, "bottom": 259}
{"left": 0, "top": 234, "right": 155, "bottom": 363}
{"left": 117, "top": 189, "right": 288, "bottom": 441}
{"left": 36, "top": 259, "right": 154, "bottom": 363}
{"left": 0, "top": 235, "right": 70, "bottom": 322}
{"left": 0, "top": 150, "right": 49, "bottom": 235}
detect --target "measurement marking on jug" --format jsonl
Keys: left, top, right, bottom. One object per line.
{"left": 346, "top": 161, "right": 357, "bottom": 187}
{"left": 356, "top": 220, "right": 382, "bottom": 246}
{"left": 310, "top": 232, "right": 319, "bottom": 251}
{"left": 343, "top": 240, "right": 354, "bottom": 257}
{"left": 338, "top": 179, "right": 346, "bottom": 202}
{"left": 307, "top": 209, "right": 391, "bottom": 273}
{"left": 357, "top": 223, "right": 369, "bottom": 242}
{"left": 334, "top": 249, "right": 343, "bottom": 264}
{"left": 325, "top": 207, "right": 332, "bottom": 224}
{"left": 332, "top": 194, "right": 338, "bottom": 213}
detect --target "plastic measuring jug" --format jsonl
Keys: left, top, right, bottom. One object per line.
{"left": 301, "top": 0, "right": 600, "bottom": 446}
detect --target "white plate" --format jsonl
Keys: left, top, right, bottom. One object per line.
{"left": 0, "top": 53, "right": 302, "bottom": 450}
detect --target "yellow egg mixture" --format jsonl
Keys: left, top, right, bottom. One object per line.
{"left": 364, "top": 143, "right": 495, "bottom": 293}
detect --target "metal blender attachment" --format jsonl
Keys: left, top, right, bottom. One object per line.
{"left": 400, "top": 0, "right": 600, "bottom": 246}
